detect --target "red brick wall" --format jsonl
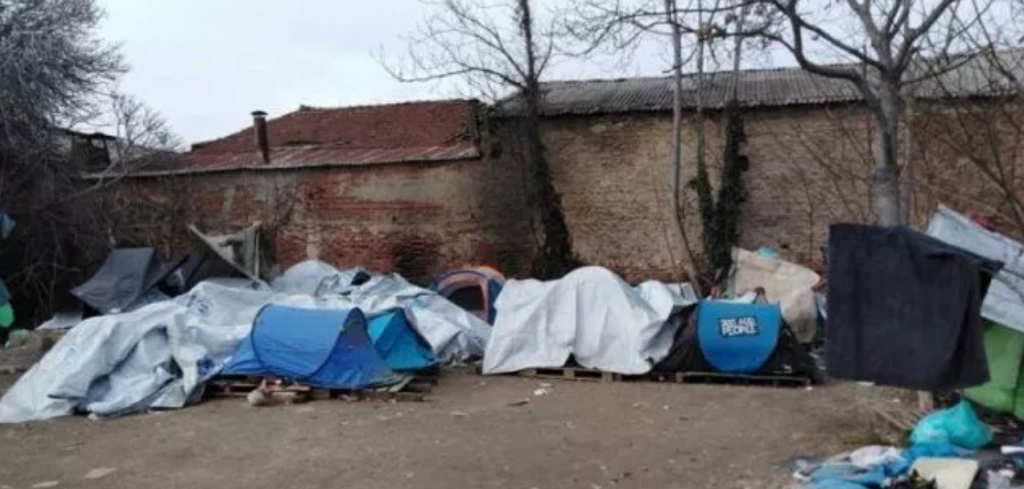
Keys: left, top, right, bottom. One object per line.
{"left": 106, "top": 157, "right": 533, "bottom": 285}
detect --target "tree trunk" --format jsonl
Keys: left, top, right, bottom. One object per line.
{"left": 519, "top": 0, "right": 575, "bottom": 278}
{"left": 874, "top": 82, "right": 903, "bottom": 227}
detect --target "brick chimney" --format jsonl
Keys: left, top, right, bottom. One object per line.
{"left": 251, "top": 110, "right": 270, "bottom": 164}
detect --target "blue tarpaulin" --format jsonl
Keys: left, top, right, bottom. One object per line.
{"left": 366, "top": 309, "right": 437, "bottom": 371}
{"left": 223, "top": 305, "right": 395, "bottom": 389}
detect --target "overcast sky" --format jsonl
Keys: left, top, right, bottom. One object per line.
{"left": 97, "top": 1, "right": 674, "bottom": 144}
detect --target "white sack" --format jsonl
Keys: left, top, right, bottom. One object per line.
{"left": 730, "top": 248, "right": 820, "bottom": 342}
{"left": 482, "top": 266, "right": 694, "bottom": 375}
{"left": 927, "top": 206, "right": 1024, "bottom": 333}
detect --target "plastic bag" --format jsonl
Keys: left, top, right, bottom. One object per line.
{"left": 910, "top": 400, "right": 992, "bottom": 450}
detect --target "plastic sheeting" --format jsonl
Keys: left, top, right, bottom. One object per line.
{"left": 729, "top": 248, "right": 821, "bottom": 342}
{"left": 927, "top": 206, "right": 1024, "bottom": 333}
{"left": 0, "top": 261, "right": 489, "bottom": 423}
{"left": 482, "top": 266, "right": 696, "bottom": 375}
{"left": 0, "top": 280, "right": 271, "bottom": 423}
{"left": 272, "top": 262, "right": 490, "bottom": 363}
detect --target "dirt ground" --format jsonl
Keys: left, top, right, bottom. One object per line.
{"left": 0, "top": 369, "right": 900, "bottom": 489}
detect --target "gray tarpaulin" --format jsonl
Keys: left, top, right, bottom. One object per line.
{"left": 927, "top": 206, "right": 1024, "bottom": 333}
{"left": 0, "top": 261, "right": 489, "bottom": 423}
{"left": 482, "top": 266, "right": 695, "bottom": 375}
{"left": 70, "top": 248, "right": 180, "bottom": 314}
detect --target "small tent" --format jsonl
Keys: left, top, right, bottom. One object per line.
{"left": 366, "top": 309, "right": 436, "bottom": 371}
{"left": 433, "top": 267, "right": 505, "bottom": 324}
{"left": 965, "top": 322, "right": 1024, "bottom": 420}
{"left": 180, "top": 223, "right": 272, "bottom": 289}
{"left": 656, "top": 299, "right": 817, "bottom": 380}
{"left": 71, "top": 248, "right": 182, "bottom": 314}
{"left": 222, "top": 305, "right": 395, "bottom": 389}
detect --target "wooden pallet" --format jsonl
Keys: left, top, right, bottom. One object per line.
{"left": 207, "top": 375, "right": 434, "bottom": 403}
{"left": 647, "top": 371, "right": 811, "bottom": 388}
{"left": 516, "top": 367, "right": 810, "bottom": 388}
{"left": 517, "top": 367, "right": 625, "bottom": 383}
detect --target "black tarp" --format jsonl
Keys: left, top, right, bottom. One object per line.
{"left": 70, "top": 248, "right": 181, "bottom": 314}
{"left": 826, "top": 224, "right": 1002, "bottom": 390}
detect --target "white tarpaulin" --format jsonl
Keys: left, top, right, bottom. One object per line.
{"left": 729, "top": 248, "right": 821, "bottom": 342}
{"left": 0, "top": 261, "right": 490, "bottom": 423}
{"left": 927, "top": 206, "right": 1024, "bottom": 333}
{"left": 482, "top": 266, "right": 695, "bottom": 375}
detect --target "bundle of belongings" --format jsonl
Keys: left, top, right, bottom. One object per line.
{"left": 826, "top": 223, "right": 1002, "bottom": 390}
{"left": 0, "top": 254, "right": 489, "bottom": 423}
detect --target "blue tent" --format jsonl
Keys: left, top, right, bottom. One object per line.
{"left": 366, "top": 309, "right": 436, "bottom": 371}
{"left": 696, "top": 300, "right": 782, "bottom": 374}
{"left": 223, "top": 305, "right": 395, "bottom": 389}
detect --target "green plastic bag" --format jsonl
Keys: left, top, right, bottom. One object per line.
{"left": 0, "top": 302, "right": 13, "bottom": 328}
{"left": 910, "top": 400, "right": 992, "bottom": 450}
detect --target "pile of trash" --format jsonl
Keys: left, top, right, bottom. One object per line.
{"left": 794, "top": 399, "right": 1024, "bottom": 488}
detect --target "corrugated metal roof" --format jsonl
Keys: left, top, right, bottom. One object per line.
{"left": 106, "top": 143, "right": 481, "bottom": 178}
{"left": 498, "top": 50, "right": 1024, "bottom": 116}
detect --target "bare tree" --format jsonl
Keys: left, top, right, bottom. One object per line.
{"left": 76, "top": 92, "right": 183, "bottom": 192}
{"left": 0, "top": 0, "right": 125, "bottom": 324}
{"left": 910, "top": 2, "right": 1024, "bottom": 237}
{"left": 566, "top": 0, "right": 775, "bottom": 286}
{"left": 752, "top": 0, "right": 983, "bottom": 226}
{"left": 381, "top": 0, "right": 578, "bottom": 278}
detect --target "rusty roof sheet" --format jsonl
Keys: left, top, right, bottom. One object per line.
{"left": 114, "top": 143, "right": 480, "bottom": 177}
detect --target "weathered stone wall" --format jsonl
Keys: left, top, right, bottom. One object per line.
{"left": 534, "top": 101, "right": 1024, "bottom": 279}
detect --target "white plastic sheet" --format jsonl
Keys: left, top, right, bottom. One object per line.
{"left": 482, "top": 266, "right": 695, "bottom": 375}
{"left": 927, "top": 206, "right": 1024, "bottom": 333}
{"left": 1, "top": 261, "right": 490, "bottom": 423}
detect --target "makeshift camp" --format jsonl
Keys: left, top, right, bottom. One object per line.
{"left": 70, "top": 248, "right": 182, "bottom": 314}
{"left": 433, "top": 267, "right": 505, "bottom": 324}
{"left": 366, "top": 309, "right": 436, "bottom": 372}
{"left": 655, "top": 297, "right": 817, "bottom": 379}
{"left": 0, "top": 261, "right": 489, "bottom": 423}
{"left": 482, "top": 266, "right": 695, "bottom": 375}
{"left": 223, "top": 305, "right": 397, "bottom": 390}
{"left": 179, "top": 223, "right": 272, "bottom": 289}
{"left": 727, "top": 248, "right": 821, "bottom": 343}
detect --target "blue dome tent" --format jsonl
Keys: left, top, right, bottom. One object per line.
{"left": 366, "top": 309, "right": 437, "bottom": 371}
{"left": 223, "top": 305, "right": 395, "bottom": 390}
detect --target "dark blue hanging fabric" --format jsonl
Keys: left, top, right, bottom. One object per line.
{"left": 826, "top": 224, "right": 999, "bottom": 390}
